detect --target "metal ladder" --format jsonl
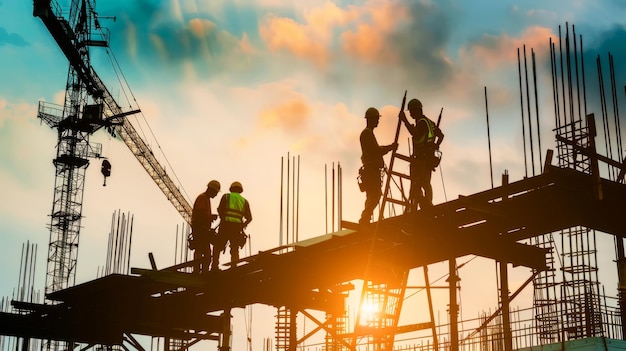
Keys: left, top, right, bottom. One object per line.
{"left": 350, "top": 92, "right": 438, "bottom": 351}
{"left": 378, "top": 91, "right": 414, "bottom": 220}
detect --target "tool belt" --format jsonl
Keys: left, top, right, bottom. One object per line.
{"left": 412, "top": 148, "right": 441, "bottom": 170}
{"left": 188, "top": 227, "right": 217, "bottom": 250}
{"left": 357, "top": 166, "right": 384, "bottom": 192}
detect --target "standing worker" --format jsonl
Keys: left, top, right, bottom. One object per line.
{"left": 399, "top": 98, "right": 444, "bottom": 211}
{"left": 191, "top": 180, "right": 221, "bottom": 273}
{"left": 213, "top": 181, "right": 252, "bottom": 270}
{"left": 358, "top": 107, "right": 397, "bottom": 224}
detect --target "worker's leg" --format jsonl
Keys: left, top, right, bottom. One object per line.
{"left": 359, "top": 167, "right": 382, "bottom": 224}
{"left": 408, "top": 160, "right": 420, "bottom": 212}
{"left": 212, "top": 232, "right": 227, "bottom": 271}
{"left": 201, "top": 246, "right": 211, "bottom": 273}
{"left": 230, "top": 241, "right": 239, "bottom": 263}
{"left": 211, "top": 245, "right": 221, "bottom": 271}
{"left": 423, "top": 186, "right": 433, "bottom": 207}
{"left": 420, "top": 165, "right": 434, "bottom": 208}
{"left": 193, "top": 249, "right": 201, "bottom": 273}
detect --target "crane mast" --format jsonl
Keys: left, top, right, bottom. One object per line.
{"left": 33, "top": 0, "right": 192, "bottom": 300}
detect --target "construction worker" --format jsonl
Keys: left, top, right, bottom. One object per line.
{"left": 358, "top": 107, "right": 397, "bottom": 224}
{"left": 399, "top": 98, "right": 444, "bottom": 211}
{"left": 191, "top": 180, "right": 221, "bottom": 273}
{"left": 213, "top": 181, "right": 252, "bottom": 270}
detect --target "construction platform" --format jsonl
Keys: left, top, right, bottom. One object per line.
{"left": 0, "top": 163, "right": 624, "bottom": 346}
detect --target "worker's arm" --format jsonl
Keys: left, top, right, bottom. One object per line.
{"left": 399, "top": 110, "right": 409, "bottom": 127}
{"left": 435, "top": 126, "right": 444, "bottom": 148}
{"left": 382, "top": 142, "right": 398, "bottom": 154}
{"left": 243, "top": 201, "right": 252, "bottom": 227}
{"left": 217, "top": 194, "right": 227, "bottom": 220}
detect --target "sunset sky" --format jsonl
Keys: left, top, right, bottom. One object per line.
{"left": 1, "top": 0, "right": 626, "bottom": 349}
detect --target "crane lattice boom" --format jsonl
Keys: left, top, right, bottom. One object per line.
{"left": 34, "top": 0, "right": 192, "bottom": 224}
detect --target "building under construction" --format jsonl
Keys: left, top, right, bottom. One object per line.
{"left": 0, "top": 1, "right": 625, "bottom": 351}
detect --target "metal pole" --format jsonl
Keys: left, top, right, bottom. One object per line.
{"left": 597, "top": 56, "right": 612, "bottom": 177}
{"left": 558, "top": 25, "right": 574, "bottom": 169}
{"left": 292, "top": 155, "right": 296, "bottom": 243}
{"left": 523, "top": 44, "right": 536, "bottom": 176}
{"left": 296, "top": 155, "right": 300, "bottom": 242}
{"left": 615, "top": 234, "right": 626, "bottom": 337}
{"left": 338, "top": 162, "right": 342, "bottom": 229}
{"left": 484, "top": 86, "right": 494, "bottom": 188}
{"left": 550, "top": 39, "right": 561, "bottom": 130}
{"left": 325, "top": 164, "right": 328, "bottom": 234}
{"left": 286, "top": 153, "right": 290, "bottom": 245}
{"left": 447, "top": 259, "right": 459, "bottom": 351}
{"left": 579, "top": 35, "right": 587, "bottom": 116}
{"left": 499, "top": 261, "right": 512, "bottom": 351}
{"left": 532, "top": 48, "right": 543, "bottom": 167}
{"left": 609, "top": 54, "right": 623, "bottom": 164}
{"left": 280, "top": 157, "right": 284, "bottom": 246}
{"left": 573, "top": 25, "right": 582, "bottom": 122}
{"left": 517, "top": 48, "right": 529, "bottom": 178}
{"left": 332, "top": 162, "right": 335, "bottom": 233}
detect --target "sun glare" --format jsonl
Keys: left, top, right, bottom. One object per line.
{"left": 359, "top": 301, "right": 381, "bottom": 324}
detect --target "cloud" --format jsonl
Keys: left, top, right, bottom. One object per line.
{"left": 340, "top": 1, "right": 408, "bottom": 64}
{"left": 259, "top": 2, "right": 357, "bottom": 66}
{"left": 260, "top": 14, "right": 329, "bottom": 65}
{"left": 0, "top": 99, "right": 33, "bottom": 127}
{"left": 0, "top": 27, "right": 29, "bottom": 47}
{"left": 459, "top": 26, "right": 556, "bottom": 70}
{"left": 258, "top": 98, "right": 311, "bottom": 131}
{"left": 189, "top": 18, "right": 218, "bottom": 38}
{"left": 257, "top": 1, "right": 413, "bottom": 68}
{"left": 109, "top": 1, "right": 255, "bottom": 80}
{"left": 0, "top": 99, "right": 56, "bottom": 190}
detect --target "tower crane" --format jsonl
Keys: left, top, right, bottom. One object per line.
{"left": 33, "top": 0, "right": 192, "bottom": 298}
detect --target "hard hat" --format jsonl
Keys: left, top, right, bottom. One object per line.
{"left": 364, "top": 107, "right": 380, "bottom": 119}
{"left": 230, "top": 181, "right": 243, "bottom": 193}
{"left": 207, "top": 180, "right": 221, "bottom": 192}
{"left": 407, "top": 99, "right": 423, "bottom": 111}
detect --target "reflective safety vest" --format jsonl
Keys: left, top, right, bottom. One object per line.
{"left": 224, "top": 193, "right": 246, "bottom": 223}
{"left": 416, "top": 117, "right": 436, "bottom": 144}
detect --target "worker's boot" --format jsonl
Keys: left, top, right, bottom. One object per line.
{"left": 211, "top": 251, "right": 220, "bottom": 271}
{"left": 231, "top": 247, "right": 239, "bottom": 263}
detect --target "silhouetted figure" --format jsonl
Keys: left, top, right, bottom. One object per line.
{"left": 191, "top": 180, "right": 220, "bottom": 273}
{"left": 400, "top": 99, "right": 444, "bottom": 211}
{"left": 358, "top": 107, "right": 397, "bottom": 224}
{"left": 213, "top": 181, "right": 252, "bottom": 270}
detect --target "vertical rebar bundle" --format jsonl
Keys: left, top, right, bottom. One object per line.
{"left": 104, "top": 210, "right": 134, "bottom": 275}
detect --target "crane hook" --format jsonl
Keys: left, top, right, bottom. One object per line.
{"left": 101, "top": 159, "right": 111, "bottom": 186}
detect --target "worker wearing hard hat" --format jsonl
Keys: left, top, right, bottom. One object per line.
{"left": 190, "top": 180, "right": 221, "bottom": 273}
{"left": 213, "top": 181, "right": 252, "bottom": 270}
{"left": 358, "top": 107, "right": 397, "bottom": 224}
{"left": 399, "top": 98, "right": 444, "bottom": 211}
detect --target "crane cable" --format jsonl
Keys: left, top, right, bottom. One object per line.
{"left": 99, "top": 27, "right": 191, "bottom": 204}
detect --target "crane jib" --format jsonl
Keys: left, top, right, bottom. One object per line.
{"left": 34, "top": 0, "right": 193, "bottom": 224}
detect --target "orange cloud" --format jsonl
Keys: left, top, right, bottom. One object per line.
{"left": 188, "top": 18, "right": 217, "bottom": 38}
{"left": 258, "top": 98, "right": 311, "bottom": 132}
{"left": 258, "top": 1, "right": 409, "bottom": 66}
{"left": 239, "top": 33, "right": 255, "bottom": 55}
{"left": 304, "top": 1, "right": 357, "bottom": 38}
{"left": 259, "top": 14, "right": 328, "bottom": 64}
{"left": 341, "top": 24, "right": 384, "bottom": 59}
{"left": 340, "top": 1, "right": 408, "bottom": 63}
